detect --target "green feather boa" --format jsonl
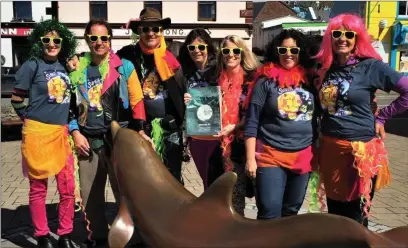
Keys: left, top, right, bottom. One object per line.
{"left": 69, "top": 52, "right": 110, "bottom": 90}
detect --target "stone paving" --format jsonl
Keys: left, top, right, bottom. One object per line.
{"left": 1, "top": 133, "right": 408, "bottom": 247}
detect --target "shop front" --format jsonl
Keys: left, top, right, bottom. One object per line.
{"left": 390, "top": 21, "right": 408, "bottom": 74}
{"left": 1, "top": 25, "right": 34, "bottom": 73}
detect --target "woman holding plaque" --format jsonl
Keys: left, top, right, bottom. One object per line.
{"left": 215, "top": 35, "right": 259, "bottom": 215}
{"left": 244, "top": 29, "right": 318, "bottom": 219}
{"left": 179, "top": 29, "right": 224, "bottom": 190}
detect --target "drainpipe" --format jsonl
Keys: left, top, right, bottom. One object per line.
{"left": 366, "top": 1, "right": 371, "bottom": 30}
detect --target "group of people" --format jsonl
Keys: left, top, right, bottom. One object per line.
{"left": 11, "top": 7, "right": 408, "bottom": 248}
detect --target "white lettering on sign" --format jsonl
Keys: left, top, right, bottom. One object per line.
{"left": 112, "top": 28, "right": 211, "bottom": 38}
{"left": 1, "top": 28, "right": 16, "bottom": 35}
{"left": 163, "top": 29, "right": 185, "bottom": 36}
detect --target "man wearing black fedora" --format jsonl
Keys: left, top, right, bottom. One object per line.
{"left": 117, "top": 8, "right": 185, "bottom": 184}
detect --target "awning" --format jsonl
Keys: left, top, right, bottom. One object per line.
{"left": 392, "top": 21, "right": 408, "bottom": 46}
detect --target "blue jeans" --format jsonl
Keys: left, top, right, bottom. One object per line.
{"left": 256, "top": 167, "right": 310, "bottom": 219}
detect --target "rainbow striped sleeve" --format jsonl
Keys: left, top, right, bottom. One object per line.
{"left": 127, "top": 69, "right": 146, "bottom": 120}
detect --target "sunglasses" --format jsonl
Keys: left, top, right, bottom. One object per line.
{"left": 41, "top": 37, "right": 62, "bottom": 45}
{"left": 331, "top": 30, "right": 356, "bottom": 40}
{"left": 221, "top": 47, "right": 242, "bottom": 56}
{"left": 187, "top": 44, "right": 207, "bottom": 52}
{"left": 87, "top": 35, "right": 110, "bottom": 42}
{"left": 277, "top": 47, "right": 300, "bottom": 55}
{"left": 140, "top": 26, "right": 162, "bottom": 34}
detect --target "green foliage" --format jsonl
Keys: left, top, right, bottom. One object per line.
{"left": 131, "top": 32, "right": 139, "bottom": 44}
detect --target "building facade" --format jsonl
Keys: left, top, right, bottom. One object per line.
{"left": 57, "top": 1, "right": 253, "bottom": 53}
{"left": 1, "top": 1, "right": 253, "bottom": 70}
{"left": 365, "top": 1, "right": 408, "bottom": 74}
{"left": 1, "top": 1, "right": 54, "bottom": 71}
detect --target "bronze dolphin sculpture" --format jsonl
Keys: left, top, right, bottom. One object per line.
{"left": 108, "top": 122, "right": 408, "bottom": 248}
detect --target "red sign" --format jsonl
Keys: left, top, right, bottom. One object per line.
{"left": 1, "top": 28, "right": 33, "bottom": 36}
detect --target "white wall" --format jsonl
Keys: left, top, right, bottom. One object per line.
{"left": 32, "top": 1, "right": 52, "bottom": 22}
{"left": 58, "top": 2, "right": 89, "bottom": 23}
{"left": 107, "top": 2, "right": 144, "bottom": 23}
{"left": 163, "top": 1, "right": 246, "bottom": 24}
{"left": 1, "top": 2, "right": 13, "bottom": 23}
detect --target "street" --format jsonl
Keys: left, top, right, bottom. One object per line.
{"left": 1, "top": 115, "right": 408, "bottom": 247}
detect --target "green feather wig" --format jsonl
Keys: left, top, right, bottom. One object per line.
{"left": 28, "top": 19, "right": 77, "bottom": 61}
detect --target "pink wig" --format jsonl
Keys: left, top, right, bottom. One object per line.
{"left": 315, "top": 14, "right": 382, "bottom": 85}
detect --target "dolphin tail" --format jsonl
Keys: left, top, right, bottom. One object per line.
{"left": 108, "top": 196, "right": 135, "bottom": 248}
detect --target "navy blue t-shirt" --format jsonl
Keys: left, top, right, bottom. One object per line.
{"left": 81, "top": 64, "right": 107, "bottom": 136}
{"left": 140, "top": 54, "right": 168, "bottom": 122}
{"left": 319, "top": 58, "right": 403, "bottom": 141}
{"left": 14, "top": 58, "right": 71, "bottom": 125}
{"left": 245, "top": 77, "right": 317, "bottom": 151}
{"left": 186, "top": 65, "right": 217, "bottom": 89}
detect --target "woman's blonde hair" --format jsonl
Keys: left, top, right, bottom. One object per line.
{"left": 216, "top": 35, "right": 259, "bottom": 75}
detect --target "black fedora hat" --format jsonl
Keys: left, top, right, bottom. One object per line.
{"left": 128, "top": 7, "right": 171, "bottom": 33}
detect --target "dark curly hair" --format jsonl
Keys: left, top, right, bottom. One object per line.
{"left": 264, "top": 29, "right": 316, "bottom": 69}
{"left": 178, "top": 28, "right": 216, "bottom": 74}
{"left": 28, "top": 19, "right": 77, "bottom": 61}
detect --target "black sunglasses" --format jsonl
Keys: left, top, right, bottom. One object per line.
{"left": 87, "top": 35, "right": 110, "bottom": 42}
{"left": 331, "top": 30, "right": 356, "bottom": 40}
{"left": 187, "top": 44, "right": 207, "bottom": 52}
{"left": 221, "top": 48, "right": 242, "bottom": 56}
{"left": 277, "top": 47, "right": 300, "bottom": 55}
{"left": 41, "top": 37, "right": 62, "bottom": 45}
{"left": 140, "top": 26, "right": 161, "bottom": 34}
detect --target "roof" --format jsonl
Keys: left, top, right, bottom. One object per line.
{"left": 282, "top": 22, "right": 328, "bottom": 28}
{"left": 262, "top": 15, "right": 306, "bottom": 29}
{"left": 254, "top": 1, "right": 297, "bottom": 23}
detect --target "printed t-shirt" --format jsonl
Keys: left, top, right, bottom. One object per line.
{"left": 81, "top": 64, "right": 107, "bottom": 136}
{"left": 141, "top": 54, "right": 168, "bottom": 122}
{"left": 319, "top": 58, "right": 403, "bottom": 141}
{"left": 14, "top": 58, "right": 71, "bottom": 125}
{"left": 245, "top": 77, "right": 317, "bottom": 151}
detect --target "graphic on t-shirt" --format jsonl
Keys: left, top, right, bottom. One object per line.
{"left": 45, "top": 71, "right": 70, "bottom": 104}
{"left": 277, "top": 87, "right": 314, "bottom": 121}
{"left": 320, "top": 77, "right": 352, "bottom": 116}
{"left": 143, "top": 69, "right": 165, "bottom": 100}
{"left": 189, "top": 80, "right": 209, "bottom": 89}
{"left": 87, "top": 77, "right": 103, "bottom": 112}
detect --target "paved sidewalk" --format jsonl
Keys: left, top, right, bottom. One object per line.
{"left": 2, "top": 133, "right": 408, "bottom": 247}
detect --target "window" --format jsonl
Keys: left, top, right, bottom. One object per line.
{"left": 144, "top": 1, "right": 162, "bottom": 16}
{"left": 90, "top": 1, "right": 108, "bottom": 20}
{"left": 399, "top": 1, "right": 408, "bottom": 16}
{"left": 198, "top": 1, "right": 216, "bottom": 21}
{"left": 13, "top": 1, "right": 33, "bottom": 21}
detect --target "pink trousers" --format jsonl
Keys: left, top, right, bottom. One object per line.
{"left": 29, "top": 162, "right": 75, "bottom": 237}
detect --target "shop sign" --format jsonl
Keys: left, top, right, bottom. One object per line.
{"left": 1, "top": 28, "right": 33, "bottom": 36}
{"left": 112, "top": 28, "right": 210, "bottom": 38}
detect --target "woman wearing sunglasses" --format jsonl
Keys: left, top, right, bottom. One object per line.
{"left": 11, "top": 19, "right": 77, "bottom": 248}
{"left": 179, "top": 29, "right": 223, "bottom": 190}
{"left": 244, "top": 29, "right": 318, "bottom": 220}
{"left": 216, "top": 35, "right": 259, "bottom": 215}
{"left": 313, "top": 14, "right": 408, "bottom": 226}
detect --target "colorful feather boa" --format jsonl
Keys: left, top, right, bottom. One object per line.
{"left": 219, "top": 68, "right": 244, "bottom": 171}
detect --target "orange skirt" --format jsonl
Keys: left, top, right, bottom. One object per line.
{"left": 21, "top": 119, "right": 72, "bottom": 179}
{"left": 318, "top": 136, "right": 390, "bottom": 202}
